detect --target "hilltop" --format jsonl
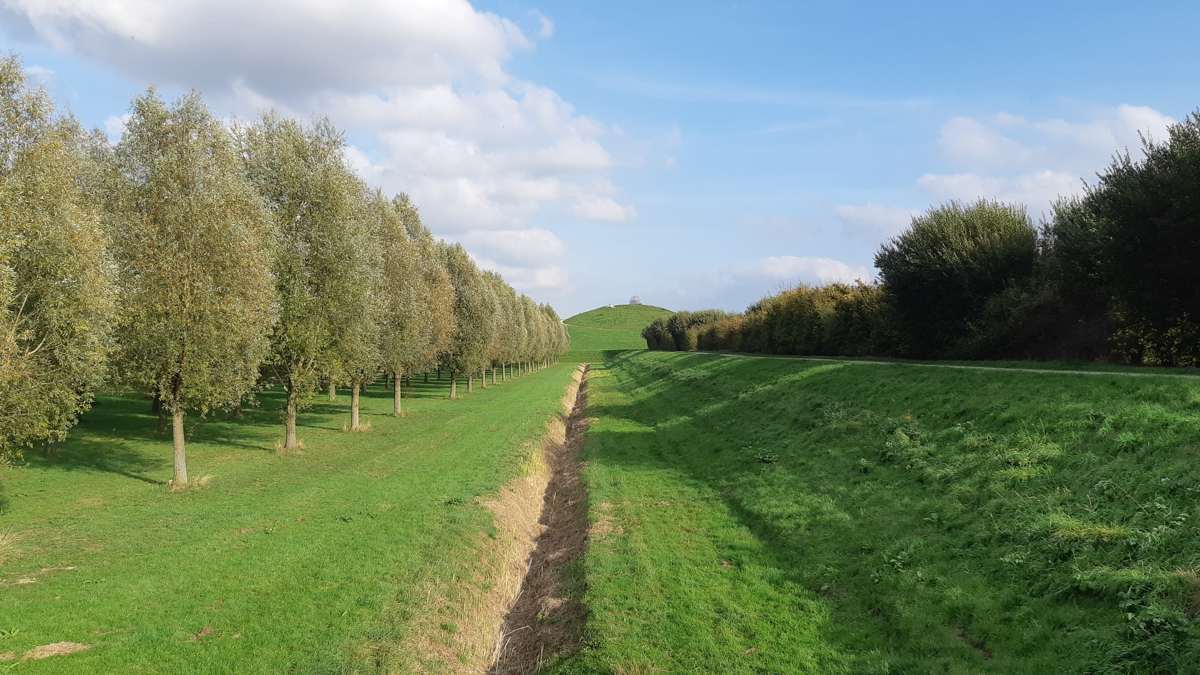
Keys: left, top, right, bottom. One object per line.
{"left": 564, "top": 304, "right": 672, "bottom": 361}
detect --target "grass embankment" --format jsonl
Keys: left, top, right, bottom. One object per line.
{"left": 1, "top": 366, "right": 576, "bottom": 672}
{"left": 564, "top": 304, "right": 670, "bottom": 362}
{"left": 558, "top": 350, "right": 1200, "bottom": 673}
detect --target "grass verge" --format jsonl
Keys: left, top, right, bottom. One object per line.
{"left": 1, "top": 366, "right": 575, "bottom": 672}
{"left": 554, "top": 350, "right": 1200, "bottom": 673}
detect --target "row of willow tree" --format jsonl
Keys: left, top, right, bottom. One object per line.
{"left": 0, "top": 57, "right": 568, "bottom": 485}
{"left": 646, "top": 110, "right": 1200, "bottom": 367}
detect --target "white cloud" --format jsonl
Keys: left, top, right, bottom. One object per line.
{"left": 939, "top": 116, "right": 1034, "bottom": 168}
{"left": 572, "top": 195, "right": 634, "bottom": 222}
{"left": 917, "top": 170, "right": 1079, "bottom": 217}
{"left": 759, "top": 256, "right": 872, "bottom": 285}
{"left": 0, "top": 0, "right": 527, "bottom": 96}
{"left": 923, "top": 104, "right": 1174, "bottom": 215}
{"left": 457, "top": 228, "right": 565, "bottom": 266}
{"left": 833, "top": 203, "right": 915, "bottom": 241}
{"left": 0, "top": 0, "right": 631, "bottom": 296}
{"left": 531, "top": 10, "right": 555, "bottom": 39}
{"left": 472, "top": 256, "right": 570, "bottom": 293}
{"left": 102, "top": 113, "right": 130, "bottom": 143}
{"left": 21, "top": 63, "right": 52, "bottom": 83}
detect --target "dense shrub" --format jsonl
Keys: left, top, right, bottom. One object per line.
{"left": 1047, "top": 113, "right": 1200, "bottom": 365}
{"left": 875, "top": 200, "right": 1037, "bottom": 357}
{"left": 643, "top": 310, "right": 727, "bottom": 351}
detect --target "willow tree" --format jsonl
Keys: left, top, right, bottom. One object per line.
{"left": 483, "top": 271, "right": 517, "bottom": 384}
{"left": 238, "top": 114, "right": 360, "bottom": 450}
{"left": 377, "top": 194, "right": 431, "bottom": 416}
{"left": 110, "top": 90, "right": 275, "bottom": 487}
{"left": 441, "top": 243, "right": 493, "bottom": 399}
{"left": 335, "top": 184, "right": 383, "bottom": 431}
{"left": 0, "top": 57, "right": 116, "bottom": 461}
{"left": 519, "top": 296, "right": 541, "bottom": 374}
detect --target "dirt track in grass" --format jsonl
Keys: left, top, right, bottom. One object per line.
{"left": 490, "top": 365, "right": 591, "bottom": 674}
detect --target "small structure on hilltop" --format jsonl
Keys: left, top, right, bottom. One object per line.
{"left": 629, "top": 296, "right": 642, "bottom": 305}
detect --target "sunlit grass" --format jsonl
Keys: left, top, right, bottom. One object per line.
{"left": 0, "top": 365, "right": 574, "bottom": 672}
{"left": 558, "top": 350, "right": 1200, "bottom": 673}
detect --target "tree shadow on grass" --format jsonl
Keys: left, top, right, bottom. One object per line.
{"left": 24, "top": 435, "right": 168, "bottom": 486}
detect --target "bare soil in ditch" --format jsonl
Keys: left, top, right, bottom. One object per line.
{"left": 490, "top": 365, "right": 591, "bottom": 674}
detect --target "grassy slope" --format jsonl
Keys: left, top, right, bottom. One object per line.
{"left": 564, "top": 304, "right": 671, "bottom": 362}
{"left": 1, "top": 366, "right": 575, "bottom": 672}
{"left": 558, "top": 351, "right": 1200, "bottom": 673}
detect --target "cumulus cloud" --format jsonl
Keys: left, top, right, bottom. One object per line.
{"left": 103, "top": 113, "right": 130, "bottom": 143}
{"left": 939, "top": 116, "right": 1034, "bottom": 168}
{"left": 918, "top": 104, "right": 1174, "bottom": 215}
{"left": 0, "top": 0, "right": 632, "bottom": 296}
{"left": 758, "top": 256, "right": 872, "bottom": 285}
{"left": 457, "top": 228, "right": 566, "bottom": 266}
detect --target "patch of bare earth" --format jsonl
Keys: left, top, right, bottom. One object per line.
{"left": 21, "top": 642, "right": 91, "bottom": 660}
{"left": 380, "top": 364, "right": 589, "bottom": 674}
{"left": 491, "top": 365, "right": 591, "bottom": 674}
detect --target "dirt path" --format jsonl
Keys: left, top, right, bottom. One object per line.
{"left": 698, "top": 351, "right": 1200, "bottom": 379}
{"left": 490, "top": 365, "right": 591, "bottom": 674}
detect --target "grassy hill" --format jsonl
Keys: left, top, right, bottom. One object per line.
{"left": 554, "top": 351, "right": 1200, "bottom": 673}
{"left": 564, "top": 303, "right": 671, "bottom": 362}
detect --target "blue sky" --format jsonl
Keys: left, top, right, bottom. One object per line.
{"left": 3, "top": 1, "right": 1197, "bottom": 316}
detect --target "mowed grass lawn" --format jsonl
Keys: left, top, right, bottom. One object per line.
{"left": 557, "top": 350, "right": 1200, "bottom": 674}
{"left": 564, "top": 304, "right": 670, "bottom": 362}
{"left": 1, "top": 365, "right": 575, "bottom": 672}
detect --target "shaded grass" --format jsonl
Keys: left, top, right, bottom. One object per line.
{"left": 0, "top": 366, "right": 575, "bottom": 672}
{"left": 556, "top": 351, "right": 1200, "bottom": 673}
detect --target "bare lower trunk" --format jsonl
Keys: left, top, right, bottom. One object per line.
{"left": 350, "top": 381, "right": 362, "bottom": 430}
{"left": 393, "top": 369, "right": 403, "bottom": 416}
{"left": 284, "top": 387, "right": 299, "bottom": 450}
{"left": 424, "top": 372, "right": 429, "bottom": 383}
{"left": 450, "top": 373, "right": 457, "bottom": 400}
{"left": 479, "top": 369, "right": 487, "bottom": 389}
{"left": 468, "top": 374, "right": 474, "bottom": 393}
{"left": 328, "top": 381, "right": 336, "bottom": 401}
{"left": 172, "top": 408, "right": 188, "bottom": 487}
{"left": 492, "top": 366, "right": 497, "bottom": 385}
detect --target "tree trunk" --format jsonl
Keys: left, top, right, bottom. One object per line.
{"left": 424, "top": 372, "right": 429, "bottom": 384}
{"left": 328, "top": 381, "right": 336, "bottom": 401}
{"left": 284, "top": 386, "right": 299, "bottom": 451}
{"left": 468, "top": 374, "right": 474, "bottom": 393}
{"left": 437, "top": 367, "right": 442, "bottom": 379}
{"left": 492, "top": 366, "right": 497, "bottom": 385}
{"left": 172, "top": 408, "right": 188, "bottom": 488}
{"left": 350, "top": 381, "right": 362, "bottom": 430}
{"left": 393, "top": 369, "right": 403, "bottom": 416}
{"left": 479, "top": 369, "right": 487, "bottom": 389}
{"left": 450, "top": 373, "right": 457, "bottom": 400}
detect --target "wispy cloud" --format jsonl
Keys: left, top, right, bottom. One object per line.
{"left": 595, "top": 74, "right": 934, "bottom": 110}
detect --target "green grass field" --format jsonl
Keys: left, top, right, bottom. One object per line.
{"left": 564, "top": 304, "right": 670, "bottom": 362}
{"left": 551, "top": 320, "right": 1200, "bottom": 672}
{"left": 1, "top": 366, "right": 575, "bottom": 672}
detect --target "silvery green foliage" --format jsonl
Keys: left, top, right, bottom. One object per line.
{"left": 237, "top": 115, "right": 361, "bottom": 408}
{"left": 333, "top": 182, "right": 384, "bottom": 388}
{"left": 0, "top": 56, "right": 116, "bottom": 461}
{"left": 441, "top": 242, "right": 494, "bottom": 376}
{"left": 378, "top": 194, "right": 434, "bottom": 378}
{"left": 109, "top": 89, "right": 275, "bottom": 416}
